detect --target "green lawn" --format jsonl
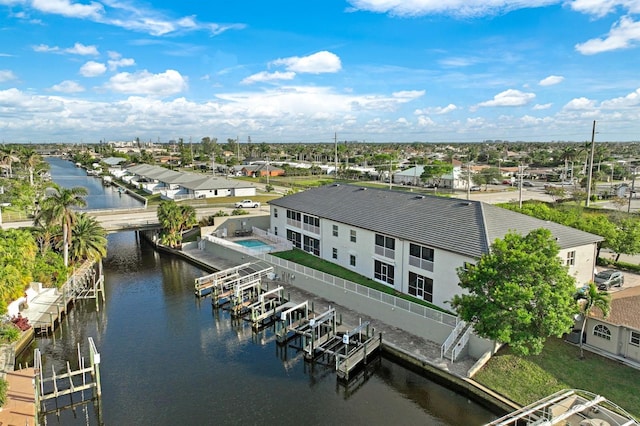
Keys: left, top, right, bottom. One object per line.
{"left": 273, "top": 249, "right": 452, "bottom": 314}
{"left": 474, "top": 337, "right": 640, "bottom": 419}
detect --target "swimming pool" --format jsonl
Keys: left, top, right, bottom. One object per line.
{"left": 235, "top": 239, "right": 274, "bottom": 252}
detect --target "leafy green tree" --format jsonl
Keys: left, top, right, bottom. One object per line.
{"left": 69, "top": 212, "right": 107, "bottom": 262}
{"left": 0, "top": 229, "right": 37, "bottom": 313}
{"left": 576, "top": 282, "right": 610, "bottom": 359}
{"left": 420, "top": 160, "right": 453, "bottom": 187}
{"left": 608, "top": 218, "right": 640, "bottom": 261}
{"left": 474, "top": 167, "right": 502, "bottom": 189}
{"left": 32, "top": 250, "right": 68, "bottom": 288}
{"left": 451, "top": 228, "right": 578, "bottom": 356}
{"left": 36, "top": 186, "right": 88, "bottom": 267}
{"left": 157, "top": 200, "right": 196, "bottom": 248}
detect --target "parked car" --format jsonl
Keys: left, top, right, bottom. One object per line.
{"left": 594, "top": 269, "right": 624, "bottom": 290}
{"left": 470, "top": 185, "right": 481, "bottom": 191}
{"left": 521, "top": 181, "right": 534, "bottom": 187}
{"left": 502, "top": 179, "right": 512, "bottom": 185}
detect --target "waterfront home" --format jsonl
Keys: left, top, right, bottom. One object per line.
{"left": 125, "top": 164, "right": 256, "bottom": 200}
{"left": 268, "top": 184, "right": 602, "bottom": 310}
{"left": 585, "top": 285, "right": 640, "bottom": 365}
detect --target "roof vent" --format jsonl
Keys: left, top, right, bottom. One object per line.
{"left": 332, "top": 183, "right": 340, "bottom": 187}
{"left": 359, "top": 187, "right": 367, "bottom": 190}
{"left": 461, "top": 201, "right": 472, "bottom": 206}
{"left": 415, "top": 195, "right": 425, "bottom": 199}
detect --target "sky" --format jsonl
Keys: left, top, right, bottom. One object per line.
{"left": 1, "top": 1, "right": 640, "bottom": 144}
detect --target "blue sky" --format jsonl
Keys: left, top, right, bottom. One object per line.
{"left": 1, "top": 0, "right": 640, "bottom": 144}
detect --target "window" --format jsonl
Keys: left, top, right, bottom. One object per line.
{"left": 274, "top": 208, "right": 278, "bottom": 218}
{"left": 274, "top": 226, "right": 278, "bottom": 236}
{"left": 408, "top": 271, "right": 433, "bottom": 302}
{"left": 350, "top": 230, "right": 357, "bottom": 243}
{"left": 303, "top": 214, "right": 320, "bottom": 233}
{"left": 593, "top": 324, "right": 611, "bottom": 340}
{"left": 375, "top": 234, "right": 395, "bottom": 258}
{"left": 631, "top": 331, "right": 640, "bottom": 346}
{"left": 286, "top": 229, "right": 301, "bottom": 248}
{"left": 332, "top": 248, "right": 338, "bottom": 259}
{"left": 332, "top": 224, "right": 338, "bottom": 237}
{"left": 566, "top": 251, "right": 576, "bottom": 266}
{"left": 303, "top": 235, "right": 320, "bottom": 256}
{"left": 349, "top": 254, "right": 356, "bottom": 267}
{"left": 286, "top": 210, "right": 301, "bottom": 227}
{"left": 374, "top": 260, "right": 394, "bottom": 286}
{"left": 409, "top": 243, "right": 435, "bottom": 271}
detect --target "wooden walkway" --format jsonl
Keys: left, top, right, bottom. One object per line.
{"left": 0, "top": 368, "right": 36, "bottom": 425}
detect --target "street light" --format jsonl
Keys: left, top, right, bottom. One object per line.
{"left": 627, "top": 167, "right": 639, "bottom": 213}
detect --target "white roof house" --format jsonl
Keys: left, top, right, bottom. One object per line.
{"left": 268, "top": 184, "right": 602, "bottom": 310}
{"left": 126, "top": 164, "right": 256, "bottom": 200}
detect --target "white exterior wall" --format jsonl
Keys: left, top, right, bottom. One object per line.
{"left": 231, "top": 187, "right": 256, "bottom": 197}
{"left": 559, "top": 244, "right": 597, "bottom": 285}
{"left": 270, "top": 205, "right": 599, "bottom": 310}
{"left": 192, "top": 188, "right": 232, "bottom": 198}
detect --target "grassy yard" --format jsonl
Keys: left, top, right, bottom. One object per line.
{"left": 474, "top": 337, "right": 640, "bottom": 419}
{"left": 273, "top": 249, "right": 452, "bottom": 314}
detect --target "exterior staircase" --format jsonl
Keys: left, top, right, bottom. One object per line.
{"left": 441, "top": 321, "right": 474, "bottom": 362}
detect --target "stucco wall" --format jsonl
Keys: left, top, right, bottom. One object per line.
{"left": 200, "top": 214, "right": 271, "bottom": 238}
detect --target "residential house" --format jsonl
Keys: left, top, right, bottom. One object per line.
{"left": 268, "top": 184, "right": 602, "bottom": 310}
{"left": 125, "top": 164, "right": 256, "bottom": 200}
{"left": 241, "top": 163, "right": 285, "bottom": 178}
{"left": 584, "top": 286, "right": 640, "bottom": 364}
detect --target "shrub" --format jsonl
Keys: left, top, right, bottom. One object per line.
{"left": 0, "top": 324, "right": 21, "bottom": 343}
{"left": 231, "top": 208, "right": 249, "bottom": 216}
{"left": 0, "top": 378, "right": 7, "bottom": 408}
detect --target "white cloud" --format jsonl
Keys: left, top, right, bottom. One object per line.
{"left": 476, "top": 89, "right": 536, "bottom": 108}
{"left": 392, "top": 90, "right": 425, "bottom": 100}
{"left": 50, "top": 80, "right": 85, "bottom": 93}
{"left": 33, "top": 44, "right": 59, "bottom": 53}
{"left": 600, "top": 88, "right": 640, "bottom": 109}
{"left": 415, "top": 104, "right": 458, "bottom": 114}
{"left": 31, "top": 0, "right": 104, "bottom": 19}
{"left": 563, "top": 97, "right": 597, "bottom": 110}
{"left": 575, "top": 16, "right": 640, "bottom": 54}
{"left": 533, "top": 103, "right": 552, "bottom": 110}
{"left": 569, "top": 0, "right": 640, "bottom": 18}
{"left": 104, "top": 70, "right": 188, "bottom": 97}
{"left": 346, "top": 0, "right": 559, "bottom": 18}
{"left": 271, "top": 51, "right": 342, "bottom": 74}
{"left": 539, "top": 75, "right": 564, "bottom": 86}
{"left": 106, "top": 52, "right": 136, "bottom": 71}
{"left": 33, "top": 42, "right": 98, "bottom": 55}
{"left": 241, "top": 71, "right": 296, "bottom": 85}
{"left": 0, "top": 70, "right": 17, "bottom": 82}
{"left": 65, "top": 42, "right": 99, "bottom": 55}
{"left": 80, "top": 61, "right": 107, "bottom": 77}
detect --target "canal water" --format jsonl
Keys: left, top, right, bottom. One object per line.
{"left": 18, "top": 232, "right": 498, "bottom": 425}
{"left": 19, "top": 158, "right": 499, "bottom": 425}
{"left": 45, "top": 157, "right": 144, "bottom": 210}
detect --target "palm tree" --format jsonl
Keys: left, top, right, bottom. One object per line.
{"left": 157, "top": 200, "right": 196, "bottom": 248}
{"left": 577, "top": 282, "right": 611, "bottom": 359}
{"left": 36, "top": 186, "right": 88, "bottom": 267}
{"left": 19, "top": 148, "right": 41, "bottom": 186}
{"left": 69, "top": 213, "right": 107, "bottom": 262}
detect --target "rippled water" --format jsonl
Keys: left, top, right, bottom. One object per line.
{"left": 17, "top": 232, "right": 498, "bottom": 425}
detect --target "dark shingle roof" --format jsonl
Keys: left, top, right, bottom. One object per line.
{"left": 269, "top": 184, "right": 603, "bottom": 258}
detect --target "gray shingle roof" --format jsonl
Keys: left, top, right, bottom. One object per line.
{"left": 269, "top": 184, "right": 603, "bottom": 258}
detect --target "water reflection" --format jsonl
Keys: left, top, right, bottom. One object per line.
{"left": 17, "top": 232, "right": 498, "bottom": 425}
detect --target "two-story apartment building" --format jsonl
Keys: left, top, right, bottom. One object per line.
{"left": 268, "top": 184, "right": 602, "bottom": 310}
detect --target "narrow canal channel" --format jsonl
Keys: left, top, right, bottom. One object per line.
{"left": 18, "top": 232, "right": 498, "bottom": 425}
{"left": 20, "top": 158, "right": 499, "bottom": 425}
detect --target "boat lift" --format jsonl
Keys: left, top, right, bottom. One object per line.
{"left": 275, "top": 301, "right": 311, "bottom": 343}
{"left": 194, "top": 262, "right": 251, "bottom": 297}
{"left": 229, "top": 279, "right": 264, "bottom": 318}
{"left": 248, "top": 286, "right": 296, "bottom": 329}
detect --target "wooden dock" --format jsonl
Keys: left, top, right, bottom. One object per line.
{"left": 21, "top": 260, "right": 105, "bottom": 335}
{"left": 34, "top": 337, "right": 103, "bottom": 422}
{"left": 194, "top": 261, "right": 273, "bottom": 298}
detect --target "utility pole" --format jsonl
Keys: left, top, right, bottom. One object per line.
{"left": 586, "top": 120, "right": 597, "bottom": 207}
{"left": 334, "top": 133, "right": 338, "bottom": 180}
{"left": 466, "top": 162, "right": 471, "bottom": 200}
{"left": 628, "top": 167, "right": 638, "bottom": 213}
{"left": 518, "top": 165, "right": 524, "bottom": 209}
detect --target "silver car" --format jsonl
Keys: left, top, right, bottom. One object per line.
{"left": 594, "top": 270, "right": 624, "bottom": 290}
